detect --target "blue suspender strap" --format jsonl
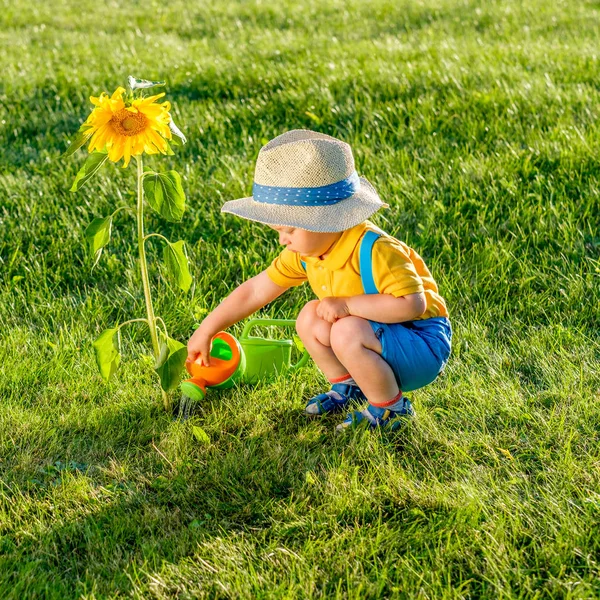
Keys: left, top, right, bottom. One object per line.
{"left": 359, "top": 230, "right": 381, "bottom": 294}
{"left": 299, "top": 229, "right": 381, "bottom": 292}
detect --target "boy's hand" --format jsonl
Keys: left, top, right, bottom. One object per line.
{"left": 187, "top": 326, "right": 214, "bottom": 366}
{"left": 316, "top": 297, "right": 350, "bottom": 323}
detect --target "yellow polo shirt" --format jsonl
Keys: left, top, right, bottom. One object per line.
{"left": 266, "top": 221, "right": 448, "bottom": 320}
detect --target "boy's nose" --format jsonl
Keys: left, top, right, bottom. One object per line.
{"left": 279, "top": 233, "right": 289, "bottom": 245}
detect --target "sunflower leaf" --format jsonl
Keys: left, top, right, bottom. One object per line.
{"left": 143, "top": 170, "right": 186, "bottom": 222}
{"left": 93, "top": 328, "right": 121, "bottom": 381}
{"left": 163, "top": 239, "right": 192, "bottom": 292}
{"left": 155, "top": 335, "right": 188, "bottom": 391}
{"left": 70, "top": 152, "right": 109, "bottom": 192}
{"left": 84, "top": 216, "right": 112, "bottom": 267}
{"left": 62, "top": 127, "right": 93, "bottom": 158}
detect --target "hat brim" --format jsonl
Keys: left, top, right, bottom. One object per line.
{"left": 220, "top": 177, "right": 388, "bottom": 233}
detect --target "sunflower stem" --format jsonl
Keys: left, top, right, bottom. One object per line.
{"left": 136, "top": 155, "right": 170, "bottom": 411}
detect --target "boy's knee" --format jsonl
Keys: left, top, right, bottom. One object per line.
{"left": 296, "top": 300, "right": 321, "bottom": 334}
{"left": 330, "top": 316, "right": 366, "bottom": 351}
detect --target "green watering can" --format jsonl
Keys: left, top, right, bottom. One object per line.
{"left": 240, "top": 318, "right": 310, "bottom": 384}
{"left": 180, "top": 318, "right": 310, "bottom": 403}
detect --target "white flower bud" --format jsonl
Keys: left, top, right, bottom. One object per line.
{"left": 128, "top": 75, "right": 166, "bottom": 90}
{"left": 169, "top": 118, "right": 187, "bottom": 144}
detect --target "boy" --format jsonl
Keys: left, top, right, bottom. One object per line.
{"left": 187, "top": 129, "right": 451, "bottom": 431}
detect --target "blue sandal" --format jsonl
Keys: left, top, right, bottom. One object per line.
{"left": 305, "top": 383, "right": 366, "bottom": 416}
{"left": 336, "top": 397, "right": 415, "bottom": 432}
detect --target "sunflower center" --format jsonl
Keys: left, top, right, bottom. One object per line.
{"left": 111, "top": 109, "right": 148, "bottom": 136}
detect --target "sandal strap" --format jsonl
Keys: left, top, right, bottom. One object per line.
{"left": 310, "top": 391, "right": 350, "bottom": 414}
{"left": 306, "top": 384, "right": 365, "bottom": 415}
{"left": 331, "top": 383, "right": 365, "bottom": 401}
{"left": 340, "top": 399, "right": 414, "bottom": 429}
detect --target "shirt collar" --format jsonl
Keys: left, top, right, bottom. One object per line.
{"left": 300, "top": 221, "right": 370, "bottom": 271}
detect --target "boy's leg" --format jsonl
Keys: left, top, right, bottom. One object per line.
{"left": 295, "top": 300, "right": 349, "bottom": 380}
{"left": 329, "top": 316, "right": 414, "bottom": 430}
{"left": 297, "top": 301, "right": 365, "bottom": 414}
{"left": 296, "top": 301, "right": 399, "bottom": 399}
{"left": 329, "top": 316, "right": 399, "bottom": 406}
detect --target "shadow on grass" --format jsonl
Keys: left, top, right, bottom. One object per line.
{"left": 2, "top": 367, "right": 599, "bottom": 598}
{"left": 0, "top": 396, "right": 351, "bottom": 598}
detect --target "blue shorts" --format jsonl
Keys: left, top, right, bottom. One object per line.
{"left": 368, "top": 317, "right": 452, "bottom": 392}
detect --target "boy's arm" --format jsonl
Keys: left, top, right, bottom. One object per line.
{"left": 317, "top": 292, "right": 426, "bottom": 324}
{"left": 188, "top": 270, "right": 289, "bottom": 363}
{"left": 346, "top": 292, "right": 426, "bottom": 323}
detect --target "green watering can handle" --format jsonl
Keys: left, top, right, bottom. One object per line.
{"left": 241, "top": 318, "right": 310, "bottom": 370}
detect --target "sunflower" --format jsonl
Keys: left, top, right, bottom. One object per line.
{"left": 82, "top": 86, "right": 173, "bottom": 168}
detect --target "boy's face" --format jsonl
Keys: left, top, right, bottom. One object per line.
{"left": 269, "top": 225, "right": 342, "bottom": 258}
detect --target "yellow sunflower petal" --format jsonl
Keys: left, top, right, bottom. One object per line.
{"left": 152, "top": 121, "right": 172, "bottom": 138}
{"left": 122, "top": 137, "right": 133, "bottom": 168}
{"left": 107, "top": 140, "right": 125, "bottom": 163}
{"left": 89, "top": 92, "right": 109, "bottom": 106}
{"left": 136, "top": 103, "right": 164, "bottom": 118}
{"left": 146, "top": 127, "right": 169, "bottom": 152}
{"left": 109, "top": 97, "right": 126, "bottom": 113}
{"left": 111, "top": 86, "right": 126, "bottom": 101}
{"left": 128, "top": 134, "right": 142, "bottom": 153}
{"left": 88, "top": 123, "right": 111, "bottom": 152}
{"left": 145, "top": 137, "right": 164, "bottom": 154}
{"left": 85, "top": 109, "right": 113, "bottom": 129}
{"left": 136, "top": 92, "right": 166, "bottom": 104}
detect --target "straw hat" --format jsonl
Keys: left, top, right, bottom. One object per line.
{"left": 220, "top": 129, "right": 388, "bottom": 232}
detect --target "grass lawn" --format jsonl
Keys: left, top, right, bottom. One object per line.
{"left": 1, "top": 0, "right": 599, "bottom": 597}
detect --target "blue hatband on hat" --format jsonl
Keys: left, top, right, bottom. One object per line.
{"left": 252, "top": 171, "right": 360, "bottom": 206}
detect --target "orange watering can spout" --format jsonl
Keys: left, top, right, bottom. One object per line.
{"left": 180, "top": 332, "right": 242, "bottom": 402}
